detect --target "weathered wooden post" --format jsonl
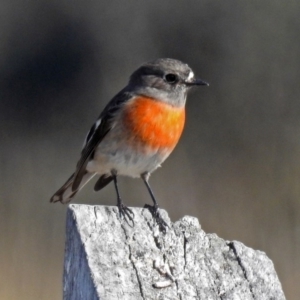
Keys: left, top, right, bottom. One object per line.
{"left": 63, "top": 204, "right": 285, "bottom": 300}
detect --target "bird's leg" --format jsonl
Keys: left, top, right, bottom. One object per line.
{"left": 141, "top": 172, "right": 168, "bottom": 232}
{"left": 111, "top": 170, "right": 134, "bottom": 225}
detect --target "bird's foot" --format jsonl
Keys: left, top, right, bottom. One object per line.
{"left": 117, "top": 200, "right": 135, "bottom": 226}
{"left": 144, "top": 204, "right": 168, "bottom": 233}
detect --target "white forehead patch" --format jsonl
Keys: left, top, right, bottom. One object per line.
{"left": 187, "top": 70, "right": 194, "bottom": 81}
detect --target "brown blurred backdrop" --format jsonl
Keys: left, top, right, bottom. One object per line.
{"left": 1, "top": 1, "right": 299, "bottom": 299}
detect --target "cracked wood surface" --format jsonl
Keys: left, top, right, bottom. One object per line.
{"left": 63, "top": 205, "right": 286, "bottom": 300}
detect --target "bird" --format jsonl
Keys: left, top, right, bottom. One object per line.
{"left": 50, "top": 58, "right": 208, "bottom": 230}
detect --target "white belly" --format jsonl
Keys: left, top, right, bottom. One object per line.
{"left": 86, "top": 143, "right": 169, "bottom": 178}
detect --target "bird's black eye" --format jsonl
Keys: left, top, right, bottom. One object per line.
{"left": 165, "top": 73, "right": 178, "bottom": 84}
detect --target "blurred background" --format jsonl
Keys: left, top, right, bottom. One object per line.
{"left": 1, "top": 0, "right": 299, "bottom": 299}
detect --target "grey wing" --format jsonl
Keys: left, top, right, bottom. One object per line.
{"left": 72, "top": 90, "right": 133, "bottom": 191}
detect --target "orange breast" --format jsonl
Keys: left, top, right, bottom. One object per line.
{"left": 123, "top": 96, "right": 185, "bottom": 150}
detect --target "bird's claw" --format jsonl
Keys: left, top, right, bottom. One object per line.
{"left": 144, "top": 204, "right": 168, "bottom": 233}
{"left": 117, "top": 201, "right": 135, "bottom": 226}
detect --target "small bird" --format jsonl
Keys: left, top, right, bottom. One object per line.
{"left": 51, "top": 58, "right": 208, "bottom": 229}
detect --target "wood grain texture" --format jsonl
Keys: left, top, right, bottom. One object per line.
{"left": 63, "top": 205, "right": 286, "bottom": 300}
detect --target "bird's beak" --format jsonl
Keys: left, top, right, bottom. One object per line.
{"left": 185, "top": 78, "right": 209, "bottom": 87}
